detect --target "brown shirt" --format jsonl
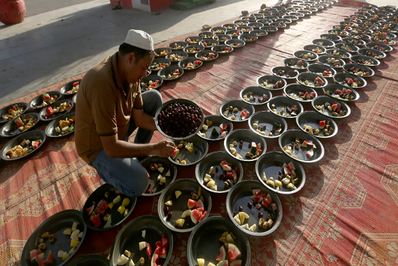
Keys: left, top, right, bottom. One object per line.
{"left": 75, "top": 53, "right": 143, "bottom": 163}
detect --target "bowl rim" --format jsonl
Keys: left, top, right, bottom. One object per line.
{"left": 295, "top": 110, "right": 339, "bottom": 139}
{"left": 311, "top": 95, "right": 352, "bottom": 119}
{"left": 248, "top": 110, "right": 288, "bottom": 139}
{"left": 0, "top": 112, "right": 40, "bottom": 138}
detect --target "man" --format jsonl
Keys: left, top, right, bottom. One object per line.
{"left": 75, "top": 29, "right": 175, "bottom": 197}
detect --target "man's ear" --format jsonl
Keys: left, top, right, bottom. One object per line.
{"left": 128, "top": 52, "right": 136, "bottom": 65}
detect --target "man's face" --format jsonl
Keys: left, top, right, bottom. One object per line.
{"left": 127, "top": 52, "right": 153, "bottom": 83}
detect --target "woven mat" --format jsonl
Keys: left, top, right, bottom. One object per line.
{"left": 1, "top": 2, "right": 398, "bottom": 266}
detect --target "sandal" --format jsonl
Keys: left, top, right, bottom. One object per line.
{"left": 112, "top": 5, "right": 122, "bottom": 10}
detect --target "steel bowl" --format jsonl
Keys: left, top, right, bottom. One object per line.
{"left": 220, "top": 99, "right": 255, "bottom": 123}
{"left": 312, "top": 38, "right": 335, "bottom": 49}
{"left": 333, "top": 72, "right": 367, "bottom": 89}
{"left": 168, "top": 41, "right": 188, "bottom": 50}
{"left": 296, "top": 111, "right": 338, "bottom": 139}
{"left": 149, "top": 58, "right": 171, "bottom": 72}
{"left": 296, "top": 72, "right": 328, "bottom": 89}
{"left": 358, "top": 47, "right": 387, "bottom": 60}
{"left": 323, "top": 83, "right": 360, "bottom": 102}
{"left": 59, "top": 79, "right": 81, "bottom": 97}
{"left": 311, "top": 95, "right": 351, "bottom": 119}
{"left": 140, "top": 75, "right": 163, "bottom": 92}
{"left": 284, "top": 83, "right": 317, "bottom": 103}
{"left": 350, "top": 55, "right": 381, "bottom": 67}
{"left": 195, "top": 50, "right": 219, "bottom": 62}
{"left": 157, "top": 65, "right": 184, "bottom": 81}
{"left": 240, "top": 86, "right": 272, "bottom": 106}
{"left": 225, "top": 39, "right": 246, "bottom": 49}
{"left": 178, "top": 57, "right": 203, "bottom": 71}
{"left": 29, "top": 91, "right": 62, "bottom": 110}
{"left": 197, "top": 114, "right": 233, "bottom": 142}
{"left": 366, "top": 42, "right": 393, "bottom": 53}
{"left": 307, "top": 63, "right": 336, "bottom": 79}
{"left": 343, "top": 63, "right": 374, "bottom": 78}
{"left": 165, "top": 50, "right": 188, "bottom": 63}
{"left": 248, "top": 111, "right": 288, "bottom": 139}
{"left": 211, "top": 44, "right": 234, "bottom": 54}
{"left": 257, "top": 74, "right": 287, "bottom": 91}
{"left": 0, "top": 102, "right": 29, "bottom": 124}
{"left": 271, "top": 66, "right": 299, "bottom": 80}
{"left": 318, "top": 55, "right": 345, "bottom": 69}
{"left": 39, "top": 99, "right": 74, "bottom": 122}
{"left": 325, "top": 48, "right": 352, "bottom": 59}
{"left": 283, "top": 58, "right": 309, "bottom": 71}
{"left": 45, "top": 112, "right": 76, "bottom": 138}
{"left": 169, "top": 135, "right": 209, "bottom": 167}
{"left": 154, "top": 47, "right": 172, "bottom": 57}
{"left": 0, "top": 112, "right": 40, "bottom": 138}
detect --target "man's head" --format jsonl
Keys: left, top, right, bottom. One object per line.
{"left": 119, "top": 29, "right": 155, "bottom": 84}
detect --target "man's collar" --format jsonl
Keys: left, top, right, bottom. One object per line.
{"left": 111, "top": 52, "right": 124, "bottom": 89}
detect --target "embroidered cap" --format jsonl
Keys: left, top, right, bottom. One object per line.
{"left": 124, "top": 29, "right": 154, "bottom": 51}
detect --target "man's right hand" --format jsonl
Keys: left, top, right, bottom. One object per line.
{"left": 153, "top": 139, "right": 176, "bottom": 157}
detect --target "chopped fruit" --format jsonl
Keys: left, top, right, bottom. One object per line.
{"left": 188, "top": 199, "right": 197, "bottom": 209}
{"left": 139, "top": 241, "right": 147, "bottom": 251}
{"left": 175, "top": 190, "right": 182, "bottom": 199}
{"left": 165, "top": 200, "right": 173, "bottom": 206}
{"left": 176, "top": 218, "right": 185, "bottom": 227}
{"left": 113, "top": 195, "right": 121, "bottom": 204}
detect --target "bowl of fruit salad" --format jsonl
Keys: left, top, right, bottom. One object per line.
{"left": 197, "top": 115, "right": 233, "bottom": 142}
{"left": 0, "top": 102, "right": 29, "bottom": 124}
{"left": 45, "top": 112, "right": 76, "bottom": 138}
{"left": 240, "top": 86, "right": 272, "bottom": 106}
{"left": 350, "top": 55, "right": 380, "bottom": 67}
{"left": 257, "top": 74, "right": 287, "bottom": 91}
{"left": 358, "top": 47, "right": 387, "bottom": 60}
{"left": 297, "top": 72, "right": 328, "bottom": 89}
{"left": 158, "top": 65, "right": 184, "bottom": 81}
{"left": 0, "top": 112, "right": 40, "bottom": 138}
{"left": 168, "top": 41, "right": 188, "bottom": 50}
{"left": 307, "top": 64, "right": 336, "bottom": 79}
{"left": 184, "top": 44, "right": 204, "bottom": 55}
{"left": 255, "top": 151, "right": 306, "bottom": 195}
{"left": 178, "top": 57, "right": 203, "bottom": 71}
{"left": 1, "top": 130, "right": 46, "bottom": 161}
{"left": 154, "top": 47, "right": 172, "bottom": 57}
{"left": 59, "top": 79, "right": 81, "bottom": 96}
{"left": 333, "top": 72, "right": 367, "bottom": 89}
{"left": 311, "top": 95, "right": 351, "bottom": 119}
{"left": 312, "top": 38, "right": 335, "bottom": 49}
{"left": 366, "top": 42, "right": 393, "bottom": 53}
{"left": 318, "top": 55, "right": 345, "bottom": 69}
{"left": 343, "top": 63, "right": 374, "bottom": 78}
{"left": 195, "top": 151, "right": 244, "bottom": 193}
{"left": 211, "top": 44, "right": 234, "bottom": 54}
{"left": 293, "top": 50, "right": 318, "bottom": 62}
{"left": 39, "top": 99, "right": 74, "bottom": 122}
{"left": 296, "top": 111, "right": 338, "bottom": 139}
{"left": 195, "top": 51, "right": 219, "bottom": 61}
{"left": 271, "top": 66, "right": 299, "bottom": 80}
{"left": 140, "top": 75, "right": 163, "bottom": 92}
{"left": 185, "top": 36, "right": 203, "bottom": 44}
{"left": 220, "top": 100, "right": 255, "bottom": 123}
{"left": 158, "top": 179, "right": 212, "bottom": 233}
{"left": 169, "top": 135, "right": 209, "bottom": 166}
{"left": 323, "top": 83, "right": 360, "bottom": 102}
{"left": 199, "top": 39, "right": 219, "bottom": 49}
{"left": 302, "top": 44, "right": 326, "bottom": 55}
{"left": 284, "top": 83, "right": 317, "bottom": 103}
{"left": 283, "top": 58, "right": 309, "bottom": 72}
{"left": 267, "top": 96, "right": 304, "bottom": 119}
{"left": 278, "top": 129, "right": 325, "bottom": 163}
{"left": 226, "top": 180, "right": 283, "bottom": 236}
{"left": 224, "top": 129, "right": 267, "bottom": 162}
{"left": 249, "top": 111, "right": 288, "bottom": 139}
{"left": 29, "top": 91, "right": 62, "bottom": 110}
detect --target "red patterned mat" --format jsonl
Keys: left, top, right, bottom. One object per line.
{"left": 1, "top": 3, "right": 398, "bottom": 266}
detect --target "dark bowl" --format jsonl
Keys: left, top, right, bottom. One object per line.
{"left": 198, "top": 31, "right": 214, "bottom": 39}
{"left": 109, "top": 216, "right": 173, "bottom": 266}
{"left": 335, "top": 42, "right": 359, "bottom": 53}
{"left": 195, "top": 50, "right": 219, "bottom": 62}
{"left": 72, "top": 94, "right": 77, "bottom": 104}
{"left": 267, "top": 96, "right": 304, "bottom": 119}
{"left": 1, "top": 130, "right": 46, "bottom": 161}
{"left": 157, "top": 179, "right": 212, "bottom": 233}
{"left": 199, "top": 38, "right": 219, "bottom": 49}
{"left": 168, "top": 135, "right": 209, "bottom": 167}
{"left": 343, "top": 63, "right": 374, "bottom": 78}
{"left": 350, "top": 32, "right": 372, "bottom": 42}
{"left": 233, "top": 19, "right": 249, "bottom": 26}
{"left": 39, "top": 99, "right": 74, "bottom": 122}
{"left": 271, "top": 66, "right": 299, "bottom": 80}
{"left": 20, "top": 210, "right": 87, "bottom": 266}
{"left": 293, "top": 50, "right": 318, "bottom": 62}
{"left": 248, "top": 111, "right": 288, "bottom": 139}
{"left": 238, "top": 33, "right": 258, "bottom": 43}
{"left": 247, "top": 22, "right": 264, "bottom": 29}
{"left": 284, "top": 83, "right": 318, "bottom": 103}
{"left": 318, "top": 55, "right": 345, "bottom": 69}
{"left": 184, "top": 36, "right": 203, "bottom": 45}
{"left": 260, "top": 25, "right": 278, "bottom": 33}
{"left": 307, "top": 63, "right": 336, "bottom": 79}
{"left": 155, "top": 98, "right": 204, "bottom": 141}
{"left": 212, "top": 33, "right": 232, "bottom": 44}
{"left": 0, "top": 102, "right": 29, "bottom": 124}
{"left": 210, "top": 26, "right": 227, "bottom": 34}
{"left": 168, "top": 41, "right": 188, "bottom": 50}
{"left": 183, "top": 44, "right": 204, "bottom": 55}
{"left": 278, "top": 129, "right": 325, "bottom": 163}
{"left": 140, "top": 156, "right": 178, "bottom": 196}
{"left": 165, "top": 50, "right": 188, "bottom": 63}
{"left": 358, "top": 47, "right": 387, "bottom": 60}
{"left": 333, "top": 72, "right": 367, "bottom": 89}
{"left": 224, "top": 129, "right": 267, "bottom": 163}
{"left": 220, "top": 100, "right": 255, "bottom": 123}
{"left": 195, "top": 151, "right": 244, "bottom": 193}
{"left": 45, "top": 112, "right": 76, "bottom": 138}
{"left": 59, "top": 79, "right": 81, "bottom": 97}
{"left": 283, "top": 58, "right": 309, "bottom": 71}
{"left": 250, "top": 29, "right": 268, "bottom": 38}
{"left": 270, "top": 21, "right": 287, "bottom": 29}
{"left": 320, "top": 33, "right": 342, "bottom": 42}
{"left": 29, "top": 91, "right": 62, "bottom": 110}
{"left": 187, "top": 216, "right": 251, "bottom": 265}
{"left": 350, "top": 55, "right": 381, "bottom": 67}
{"left": 325, "top": 48, "right": 352, "bottom": 59}
{"left": 236, "top": 25, "right": 254, "bottom": 33}
{"left": 140, "top": 75, "right": 163, "bottom": 92}
{"left": 251, "top": 13, "right": 264, "bottom": 19}
{"left": 240, "top": 86, "right": 272, "bottom": 106}
{"left": 240, "top": 16, "right": 256, "bottom": 22}
{"left": 342, "top": 37, "right": 366, "bottom": 47}
{"left": 225, "top": 39, "right": 246, "bottom": 49}
{"left": 276, "top": 18, "right": 292, "bottom": 25}
{"left": 178, "top": 57, "right": 203, "bottom": 71}
{"left": 211, "top": 44, "right": 234, "bottom": 54}
{"left": 154, "top": 47, "right": 172, "bottom": 57}
{"left": 296, "top": 111, "right": 338, "bottom": 139}
{"left": 255, "top": 151, "right": 306, "bottom": 194}
{"left": 296, "top": 72, "right": 328, "bottom": 89}
{"left": 283, "top": 14, "right": 299, "bottom": 21}
{"left": 226, "top": 29, "right": 243, "bottom": 38}
{"left": 312, "top": 38, "right": 335, "bottom": 49}
{"left": 226, "top": 180, "right": 283, "bottom": 236}
{"left": 197, "top": 114, "right": 233, "bottom": 142}
{"left": 149, "top": 58, "right": 171, "bottom": 72}
{"left": 327, "top": 29, "right": 350, "bottom": 37}
{"left": 222, "top": 23, "right": 238, "bottom": 29}
{"left": 257, "top": 74, "right": 287, "bottom": 91}
{"left": 366, "top": 42, "right": 393, "bottom": 53}
{"left": 312, "top": 95, "right": 351, "bottom": 119}
{"left": 0, "top": 112, "right": 40, "bottom": 138}
{"left": 323, "top": 83, "right": 360, "bottom": 102}
{"left": 82, "top": 183, "right": 137, "bottom": 231}
{"left": 158, "top": 65, "right": 184, "bottom": 81}
{"left": 303, "top": 44, "right": 326, "bottom": 55}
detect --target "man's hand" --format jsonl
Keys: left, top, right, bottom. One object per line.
{"left": 153, "top": 139, "right": 176, "bottom": 157}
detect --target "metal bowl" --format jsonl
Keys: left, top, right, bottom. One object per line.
{"left": 155, "top": 98, "right": 204, "bottom": 141}
{"left": 248, "top": 22, "right": 264, "bottom": 29}
{"left": 284, "top": 83, "right": 317, "bottom": 103}
{"left": 109, "top": 215, "right": 173, "bottom": 266}
{"left": 222, "top": 23, "right": 238, "bottom": 29}
{"left": 312, "top": 95, "right": 351, "bottom": 119}
{"left": 350, "top": 32, "right": 372, "bottom": 42}
{"left": 283, "top": 58, "right": 309, "bottom": 71}
{"left": 178, "top": 57, "right": 203, "bottom": 71}
{"left": 271, "top": 66, "right": 299, "bottom": 80}
{"left": 213, "top": 33, "right": 232, "bottom": 44}
{"left": 72, "top": 94, "right": 77, "bottom": 104}
{"left": 154, "top": 47, "right": 172, "bottom": 57}
{"left": 168, "top": 41, "right": 188, "bottom": 50}
{"left": 307, "top": 63, "right": 336, "bottom": 79}
{"left": 250, "top": 29, "right": 268, "bottom": 38}
{"left": 20, "top": 210, "right": 87, "bottom": 266}
{"left": 158, "top": 65, "right": 184, "bottom": 81}
{"left": 0, "top": 102, "right": 29, "bottom": 124}
{"left": 267, "top": 96, "right": 304, "bottom": 119}
{"left": 165, "top": 50, "right": 188, "bottom": 63}
{"left": 140, "top": 75, "right": 163, "bottom": 92}
{"left": 236, "top": 26, "right": 253, "bottom": 33}
{"left": 366, "top": 42, "right": 393, "bottom": 53}
{"left": 45, "top": 112, "right": 76, "bottom": 138}
{"left": 257, "top": 74, "right": 287, "bottom": 91}
{"left": 358, "top": 47, "right": 387, "bottom": 60}
{"left": 226, "top": 180, "right": 283, "bottom": 236}
{"left": 187, "top": 216, "right": 251, "bottom": 265}
{"left": 248, "top": 111, "right": 288, "bottom": 139}
{"left": 197, "top": 114, "right": 233, "bottom": 142}
{"left": 350, "top": 54, "right": 381, "bottom": 67}
{"left": 303, "top": 44, "right": 326, "bottom": 55}
{"left": 224, "top": 129, "right": 267, "bottom": 162}
{"left": 169, "top": 135, "right": 209, "bottom": 167}
{"left": 0, "top": 112, "right": 40, "bottom": 138}
{"left": 342, "top": 37, "right": 366, "bottom": 47}
{"left": 276, "top": 18, "right": 292, "bottom": 25}
{"left": 278, "top": 129, "right": 325, "bottom": 163}
{"left": 240, "top": 86, "right": 272, "bottom": 106}
{"left": 318, "top": 55, "right": 345, "bottom": 69}
{"left": 195, "top": 151, "right": 244, "bottom": 193}
{"left": 283, "top": 14, "right": 299, "bottom": 21}
{"left": 199, "top": 38, "right": 219, "bottom": 49}
{"left": 343, "top": 63, "right": 374, "bottom": 78}
{"left": 225, "top": 39, "right": 246, "bottom": 49}
{"left": 140, "top": 156, "right": 178, "bottom": 196}
{"left": 226, "top": 29, "right": 242, "bottom": 39}
{"left": 149, "top": 58, "right": 171, "bottom": 72}
{"left": 293, "top": 50, "right": 318, "bottom": 62}
{"left": 195, "top": 50, "right": 219, "bottom": 62}
{"left": 333, "top": 72, "right": 367, "bottom": 89}
{"left": 158, "top": 179, "right": 212, "bottom": 233}
{"left": 327, "top": 29, "right": 350, "bottom": 37}
{"left": 220, "top": 99, "right": 255, "bottom": 123}
{"left": 211, "top": 44, "right": 234, "bottom": 54}
{"left": 296, "top": 72, "right": 328, "bottom": 89}
{"left": 210, "top": 26, "right": 227, "bottom": 34}
{"left": 255, "top": 151, "right": 306, "bottom": 194}
{"left": 325, "top": 48, "right": 352, "bottom": 59}
{"left": 261, "top": 25, "right": 278, "bottom": 33}
{"left": 184, "top": 44, "right": 204, "bottom": 55}
{"left": 29, "top": 91, "right": 62, "bottom": 110}
{"left": 323, "top": 83, "right": 360, "bottom": 102}
{"left": 312, "top": 38, "right": 335, "bottom": 49}
{"left": 198, "top": 31, "right": 214, "bottom": 39}
{"left": 59, "top": 79, "right": 81, "bottom": 97}
{"left": 257, "top": 19, "right": 272, "bottom": 25}
{"left": 320, "top": 33, "right": 342, "bottom": 42}
{"left": 1, "top": 130, "right": 46, "bottom": 161}
{"left": 270, "top": 21, "right": 287, "bottom": 29}
{"left": 39, "top": 99, "right": 74, "bottom": 122}
{"left": 296, "top": 111, "right": 338, "bottom": 139}
{"left": 233, "top": 19, "right": 249, "bottom": 26}
{"left": 238, "top": 33, "right": 258, "bottom": 43}
{"left": 335, "top": 42, "right": 359, "bottom": 53}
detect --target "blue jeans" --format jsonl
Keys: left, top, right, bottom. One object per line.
{"left": 90, "top": 90, "right": 162, "bottom": 197}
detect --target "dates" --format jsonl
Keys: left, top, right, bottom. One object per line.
{"left": 158, "top": 102, "right": 203, "bottom": 137}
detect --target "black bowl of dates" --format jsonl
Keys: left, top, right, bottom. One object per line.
{"left": 333, "top": 72, "right": 367, "bottom": 89}
{"left": 154, "top": 47, "right": 172, "bottom": 57}
{"left": 39, "top": 99, "right": 74, "bottom": 122}
{"left": 296, "top": 111, "right": 338, "bottom": 139}
{"left": 0, "top": 102, "right": 29, "bottom": 124}
{"left": 312, "top": 95, "right": 351, "bottom": 119}
{"left": 1, "top": 130, "right": 46, "bottom": 161}
{"left": 255, "top": 151, "right": 306, "bottom": 195}
{"left": 220, "top": 100, "right": 255, "bottom": 123}
{"left": 278, "top": 129, "right": 325, "bottom": 163}
{"left": 197, "top": 115, "right": 233, "bottom": 141}
{"left": 323, "top": 83, "right": 360, "bottom": 102}
{"left": 45, "top": 112, "right": 76, "bottom": 138}
{"left": 155, "top": 99, "right": 204, "bottom": 140}
{"left": 343, "top": 63, "right": 374, "bottom": 78}
{"left": 29, "top": 91, "right": 62, "bottom": 110}
{"left": 240, "top": 86, "right": 272, "bottom": 106}
{"left": 178, "top": 57, "right": 203, "bottom": 71}
{"left": 312, "top": 38, "right": 335, "bottom": 49}
{"left": 195, "top": 51, "right": 219, "bottom": 61}
{"left": 226, "top": 180, "right": 283, "bottom": 236}
{"left": 59, "top": 79, "right": 81, "bottom": 96}
{"left": 168, "top": 41, "right": 188, "bottom": 50}
{"left": 224, "top": 129, "right": 267, "bottom": 162}
{"left": 249, "top": 111, "right": 288, "bottom": 139}
{"left": 158, "top": 178, "right": 212, "bottom": 233}
{"left": 284, "top": 83, "right": 317, "bottom": 103}
{"left": 140, "top": 75, "right": 163, "bottom": 92}
{"left": 0, "top": 112, "right": 40, "bottom": 138}
{"left": 271, "top": 66, "right": 299, "bottom": 80}
{"left": 267, "top": 96, "right": 304, "bottom": 119}
{"left": 158, "top": 65, "right": 184, "bottom": 81}
{"left": 195, "top": 151, "right": 244, "bottom": 193}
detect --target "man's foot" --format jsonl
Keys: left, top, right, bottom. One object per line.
{"left": 112, "top": 5, "right": 122, "bottom": 10}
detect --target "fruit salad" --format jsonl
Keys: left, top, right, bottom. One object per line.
{"left": 310, "top": 47, "right": 324, "bottom": 54}
{"left": 145, "top": 162, "right": 172, "bottom": 194}
{"left": 242, "top": 91, "right": 268, "bottom": 103}
{"left": 65, "top": 81, "right": 79, "bottom": 94}
{"left": 328, "top": 49, "right": 347, "bottom": 58}
{"left": 229, "top": 140, "right": 262, "bottom": 160}
{"left": 44, "top": 101, "right": 72, "bottom": 119}
{"left": 160, "top": 69, "right": 182, "bottom": 80}
{"left": 315, "top": 68, "right": 333, "bottom": 78}
{"left": 150, "top": 61, "right": 170, "bottom": 71}
{"left": 227, "top": 30, "right": 241, "bottom": 37}
{"left": 223, "top": 106, "right": 250, "bottom": 121}
{"left": 170, "top": 140, "right": 196, "bottom": 164}
{"left": 346, "top": 66, "right": 371, "bottom": 77}
{"left": 362, "top": 49, "right": 384, "bottom": 59}
{"left": 337, "top": 77, "right": 362, "bottom": 88}
{"left": 211, "top": 29, "right": 225, "bottom": 34}
{"left": 289, "top": 91, "right": 316, "bottom": 101}
{"left": 167, "top": 53, "right": 186, "bottom": 62}
{"left": 252, "top": 121, "right": 283, "bottom": 136}
{"left": 227, "top": 42, "right": 243, "bottom": 48}
{"left": 2, "top": 104, "right": 24, "bottom": 121}
{"left": 58, "top": 222, "right": 84, "bottom": 261}
{"left": 325, "top": 87, "right": 355, "bottom": 101}
{"left": 141, "top": 79, "right": 161, "bottom": 90}
{"left": 198, "top": 120, "right": 229, "bottom": 139}
{"left": 171, "top": 43, "right": 185, "bottom": 50}
{"left": 260, "top": 79, "right": 284, "bottom": 89}
{"left": 181, "top": 60, "right": 202, "bottom": 70}
{"left": 199, "top": 52, "right": 217, "bottom": 61}
{"left": 287, "top": 59, "right": 306, "bottom": 69}
{"left": 155, "top": 49, "right": 169, "bottom": 57}
{"left": 270, "top": 103, "right": 299, "bottom": 117}
{"left": 33, "top": 93, "right": 59, "bottom": 108}
{"left": 216, "top": 46, "right": 232, "bottom": 53}
{"left": 55, "top": 116, "right": 75, "bottom": 136}
{"left": 303, "top": 120, "right": 334, "bottom": 137}
{"left": 275, "top": 69, "right": 297, "bottom": 78}
{"left": 299, "top": 77, "right": 325, "bottom": 88}
{"left": 242, "top": 36, "right": 257, "bottom": 42}
{"left": 352, "top": 57, "right": 376, "bottom": 66}
{"left": 200, "top": 40, "right": 217, "bottom": 48}
{"left": 283, "top": 138, "right": 317, "bottom": 159}
{"left": 185, "top": 47, "right": 202, "bottom": 53}
{"left": 315, "top": 101, "right": 347, "bottom": 117}
{"left": 186, "top": 38, "right": 199, "bottom": 44}
{"left": 5, "top": 138, "right": 42, "bottom": 159}
{"left": 12, "top": 116, "right": 38, "bottom": 134}
{"left": 261, "top": 161, "right": 299, "bottom": 191}
{"left": 203, "top": 160, "right": 239, "bottom": 191}
{"left": 325, "top": 57, "right": 342, "bottom": 67}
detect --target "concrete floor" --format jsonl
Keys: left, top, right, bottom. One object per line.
{"left": 0, "top": 0, "right": 395, "bottom": 105}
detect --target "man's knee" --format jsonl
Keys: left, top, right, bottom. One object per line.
{"left": 143, "top": 90, "right": 163, "bottom": 116}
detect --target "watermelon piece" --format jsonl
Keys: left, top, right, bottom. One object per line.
{"left": 42, "top": 93, "right": 51, "bottom": 101}
{"left": 230, "top": 259, "right": 242, "bottom": 266}
{"left": 46, "top": 107, "right": 53, "bottom": 117}
{"left": 226, "top": 170, "right": 238, "bottom": 183}
{"left": 188, "top": 199, "right": 197, "bottom": 209}
{"left": 220, "top": 123, "right": 229, "bottom": 132}
{"left": 198, "top": 210, "right": 206, "bottom": 222}
{"left": 94, "top": 200, "right": 108, "bottom": 215}
{"left": 191, "top": 209, "right": 201, "bottom": 224}
{"left": 262, "top": 194, "right": 272, "bottom": 208}
{"left": 159, "top": 246, "right": 167, "bottom": 259}
{"left": 221, "top": 131, "right": 228, "bottom": 138}
{"left": 151, "top": 253, "right": 160, "bottom": 266}
{"left": 89, "top": 213, "right": 101, "bottom": 227}
{"left": 43, "top": 250, "right": 55, "bottom": 265}
{"left": 32, "top": 141, "right": 41, "bottom": 150}
{"left": 147, "top": 243, "right": 153, "bottom": 260}
{"left": 195, "top": 199, "right": 204, "bottom": 209}
{"left": 171, "top": 148, "right": 179, "bottom": 160}
{"left": 228, "top": 243, "right": 242, "bottom": 263}
{"left": 15, "top": 117, "right": 24, "bottom": 128}
{"left": 287, "top": 162, "right": 295, "bottom": 171}
{"left": 240, "top": 109, "right": 250, "bottom": 119}
{"left": 250, "top": 194, "right": 263, "bottom": 203}
{"left": 319, "top": 120, "right": 325, "bottom": 129}
{"left": 216, "top": 246, "right": 227, "bottom": 261}
{"left": 30, "top": 249, "right": 40, "bottom": 261}
{"left": 86, "top": 205, "right": 95, "bottom": 216}
{"left": 161, "top": 234, "right": 169, "bottom": 247}
{"left": 252, "top": 189, "right": 261, "bottom": 196}
{"left": 37, "top": 253, "right": 44, "bottom": 266}
{"left": 306, "top": 149, "right": 314, "bottom": 158}
{"left": 220, "top": 160, "right": 232, "bottom": 171}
